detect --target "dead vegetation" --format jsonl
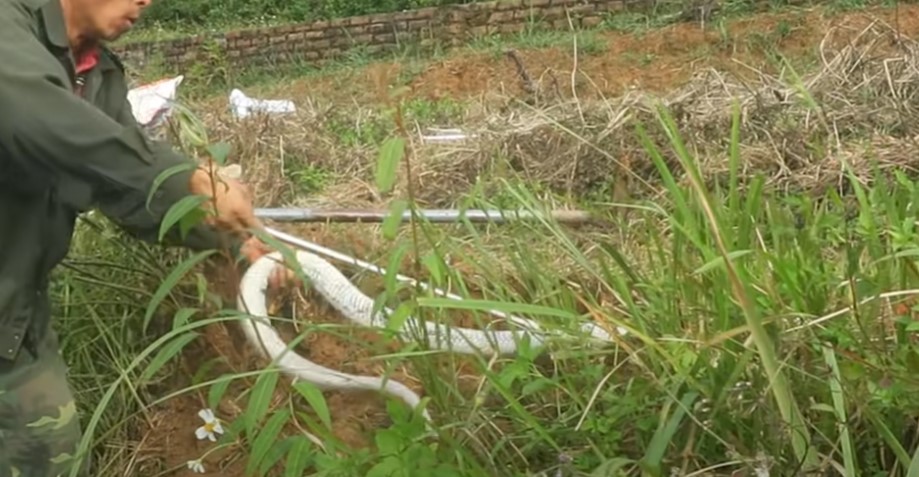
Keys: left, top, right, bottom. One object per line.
{"left": 166, "top": 17, "right": 919, "bottom": 218}
{"left": 117, "top": 8, "right": 919, "bottom": 476}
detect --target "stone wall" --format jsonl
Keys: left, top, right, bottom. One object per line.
{"left": 111, "top": 0, "right": 653, "bottom": 72}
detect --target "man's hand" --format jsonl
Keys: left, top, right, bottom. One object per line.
{"left": 239, "top": 235, "right": 302, "bottom": 292}
{"left": 189, "top": 166, "right": 262, "bottom": 238}
{"left": 241, "top": 235, "right": 301, "bottom": 315}
{"left": 191, "top": 164, "right": 300, "bottom": 294}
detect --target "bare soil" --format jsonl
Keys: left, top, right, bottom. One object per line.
{"left": 129, "top": 4, "right": 919, "bottom": 475}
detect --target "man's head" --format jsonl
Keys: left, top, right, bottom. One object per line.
{"left": 61, "top": 0, "right": 151, "bottom": 45}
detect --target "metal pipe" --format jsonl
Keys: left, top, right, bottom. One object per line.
{"left": 255, "top": 208, "right": 593, "bottom": 224}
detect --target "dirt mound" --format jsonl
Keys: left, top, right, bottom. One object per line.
{"left": 264, "top": 3, "right": 919, "bottom": 105}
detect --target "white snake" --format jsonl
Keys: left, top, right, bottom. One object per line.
{"left": 236, "top": 249, "right": 616, "bottom": 421}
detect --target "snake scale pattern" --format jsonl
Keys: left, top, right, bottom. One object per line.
{"left": 236, "top": 250, "right": 615, "bottom": 421}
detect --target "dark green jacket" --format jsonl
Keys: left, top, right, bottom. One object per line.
{"left": 0, "top": 0, "right": 232, "bottom": 360}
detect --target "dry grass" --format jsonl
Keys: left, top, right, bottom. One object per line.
{"left": 111, "top": 20, "right": 914, "bottom": 336}
{"left": 76, "top": 11, "right": 919, "bottom": 476}
{"left": 142, "top": 17, "right": 919, "bottom": 305}
{"left": 159, "top": 18, "right": 919, "bottom": 213}
{"left": 128, "top": 18, "right": 919, "bottom": 317}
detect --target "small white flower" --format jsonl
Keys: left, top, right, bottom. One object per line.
{"left": 194, "top": 408, "right": 224, "bottom": 442}
{"left": 187, "top": 459, "right": 205, "bottom": 473}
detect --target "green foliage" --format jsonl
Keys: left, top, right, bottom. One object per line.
{"left": 139, "top": 0, "right": 479, "bottom": 30}
{"left": 57, "top": 32, "right": 919, "bottom": 477}
{"left": 375, "top": 136, "right": 404, "bottom": 195}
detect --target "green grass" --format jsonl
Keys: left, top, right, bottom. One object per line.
{"left": 123, "top": 0, "right": 903, "bottom": 43}
{"left": 52, "top": 68, "right": 919, "bottom": 477}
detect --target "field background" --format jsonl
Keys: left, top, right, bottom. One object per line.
{"left": 53, "top": 0, "right": 919, "bottom": 476}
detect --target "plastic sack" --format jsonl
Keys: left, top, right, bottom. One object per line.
{"left": 229, "top": 88, "right": 296, "bottom": 119}
{"left": 126, "top": 75, "right": 183, "bottom": 128}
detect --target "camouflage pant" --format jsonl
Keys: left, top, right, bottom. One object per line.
{"left": 0, "top": 321, "right": 87, "bottom": 477}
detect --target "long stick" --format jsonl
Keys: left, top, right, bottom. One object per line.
{"left": 255, "top": 208, "right": 593, "bottom": 224}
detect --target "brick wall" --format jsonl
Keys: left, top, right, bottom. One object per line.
{"left": 111, "top": 0, "right": 653, "bottom": 72}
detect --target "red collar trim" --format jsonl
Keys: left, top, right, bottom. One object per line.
{"left": 75, "top": 48, "right": 100, "bottom": 75}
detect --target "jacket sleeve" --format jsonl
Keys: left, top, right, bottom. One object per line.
{"left": 93, "top": 64, "right": 238, "bottom": 252}
{"left": 0, "top": 4, "right": 232, "bottom": 252}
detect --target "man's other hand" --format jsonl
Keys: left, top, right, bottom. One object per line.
{"left": 239, "top": 236, "right": 302, "bottom": 293}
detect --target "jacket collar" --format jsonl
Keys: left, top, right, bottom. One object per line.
{"left": 40, "top": 0, "right": 70, "bottom": 50}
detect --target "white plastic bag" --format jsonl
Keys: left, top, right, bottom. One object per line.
{"left": 126, "top": 75, "right": 183, "bottom": 128}
{"left": 229, "top": 88, "right": 296, "bottom": 119}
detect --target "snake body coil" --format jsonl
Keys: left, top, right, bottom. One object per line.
{"left": 237, "top": 250, "right": 613, "bottom": 421}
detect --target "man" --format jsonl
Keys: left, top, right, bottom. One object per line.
{"left": 0, "top": 0, "right": 289, "bottom": 475}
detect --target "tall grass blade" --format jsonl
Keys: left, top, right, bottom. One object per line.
{"left": 639, "top": 390, "right": 698, "bottom": 475}
{"left": 821, "top": 344, "right": 857, "bottom": 477}
{"left": 647, "top": 99, "right": 817, "bottom": 469}
{"left": 143, "top": 249, "right": 216, "bottom": 331}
